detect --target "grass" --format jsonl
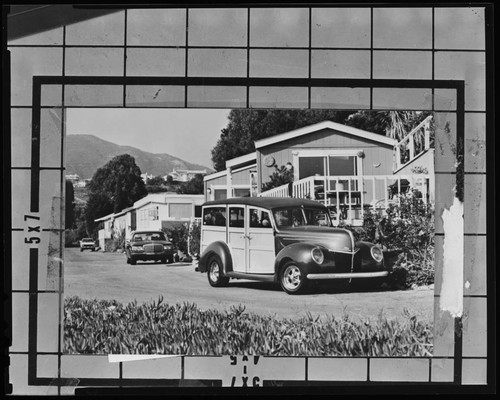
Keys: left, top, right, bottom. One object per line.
{"left": 64, "top": 296, "right": 433, "bottom": 357}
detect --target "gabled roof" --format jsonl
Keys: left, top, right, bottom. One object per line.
{"left": 203, "top": 169, "right": 227, "bottom": 182}
{"left": 226, "top": 152, "right": 257, "bottom": 169}
{"left": 204, "top": 153, "right": 257, "bottom": 182}
{"left": 254, "top": 120, "right": 396, "bottom": 149}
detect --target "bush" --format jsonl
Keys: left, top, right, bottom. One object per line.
{"left": 341, "top": 190, "right": 435, "bottom": 289}
{"left": 104, "top": 229, "right": 126, "bottom": 252}
{"left": 163, "top": 224, "right": 189, "bottom": 254}
{"left": 188, "top": 223, "right": 201, "bottom": 257}
{"left": 163, "top": 222, "right": 201, "bottom": 257}
{"left": 64, "top": 296, "right": 433, "bottom": 356}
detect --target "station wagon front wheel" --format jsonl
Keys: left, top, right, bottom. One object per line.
{"left": 207, "top": 256, "right": 229, "bottom": 287}
{"left": 280, "top": 262, "right": 308, "bottom": 295}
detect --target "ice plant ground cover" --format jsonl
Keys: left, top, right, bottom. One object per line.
{"left": 64, "top": 296, "right": 433, "bottom": 356}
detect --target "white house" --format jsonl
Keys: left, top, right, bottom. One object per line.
{"left": 167, "top": 168, "right": 208, "bottom": 182}
{"left": 95, "top": 193, "right": 205, "bottom": 249}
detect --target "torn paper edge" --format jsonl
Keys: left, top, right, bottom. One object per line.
{"left": 439, "top": 194, "right": 464, "bottom": 317}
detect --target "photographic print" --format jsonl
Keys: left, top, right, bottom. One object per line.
{"left": 62, "top": 108, "right": 435, "bottom": 357}
{"left": 5, "top": 3, "right": 493, "bottom": 395}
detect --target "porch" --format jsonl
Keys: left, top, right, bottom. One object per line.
{"left": 259, "top": 174, "right": 433, "bottom": 226}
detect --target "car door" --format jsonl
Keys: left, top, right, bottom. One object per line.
{"left": 227, "top": 205, "right": 247, "bottom": 272}
{"left": 246, "top": 207, "right": 276, "bottom": 274}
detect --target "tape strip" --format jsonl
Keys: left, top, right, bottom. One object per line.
{"left": 108, "top": 354, "right": 180, "bottom": 363}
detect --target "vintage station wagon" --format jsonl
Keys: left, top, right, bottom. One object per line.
{"left": 197, "top": 197, "right": 390, "bottom": 294}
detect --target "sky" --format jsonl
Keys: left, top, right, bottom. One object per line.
{"left": 65, "top": 108, "right": 230, "bottom": 169}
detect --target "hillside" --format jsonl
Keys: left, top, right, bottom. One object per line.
{"left": 66, "top": 134, "right": 212, "bottom": 179}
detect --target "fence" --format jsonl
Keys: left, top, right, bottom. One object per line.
{"left": 260, "top": 174, "right": 431, "bottom": 225}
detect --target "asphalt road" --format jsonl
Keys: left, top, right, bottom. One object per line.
{"left": 64, "top": 247, "right": 434, "bottom": 323}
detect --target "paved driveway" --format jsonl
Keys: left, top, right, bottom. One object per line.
{"left": 64, "top": 247, "right": 434, "bottom": 322}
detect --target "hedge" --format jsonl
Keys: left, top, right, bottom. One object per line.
{"left": 64, "top": 296, "right": 432, "bottom": 357}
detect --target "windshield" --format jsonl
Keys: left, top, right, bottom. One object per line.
{"left": 133, "top": 232, "right": 167, "bottom": 241}
{"left": 273, "top": 207, "right": 331, "bottom": 228}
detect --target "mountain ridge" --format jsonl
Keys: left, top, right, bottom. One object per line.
{"left": 66, "top": 134, "right": 213, "bottom": 179}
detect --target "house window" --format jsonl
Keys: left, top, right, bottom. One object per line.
{"left": 298, "top": 156, "right": 325, "bottom": 179}
{"left": 297, "top": 152, "right": 362, "bottom": 179}
{"left": 328, "top": 155, "right": 357, "bottom": 176}
{"left": 147, "top": 206, "right": 159, "bottom": 220}
{"left": 194, "top": 206, "right": 202, "bottom": 218}
{"left": 169, "top": 203, "right": 192, "bottom": 219}
{"left": 214, "top": 189, "right": 227, "bottom": 201}
{"left": 233, "top": 188, "right": 250, "bottom": 197}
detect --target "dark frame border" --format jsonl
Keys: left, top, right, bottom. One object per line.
{"left": 21, "top": 75, "right": 470, "bottom": 392}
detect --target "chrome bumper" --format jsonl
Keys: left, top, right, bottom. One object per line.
{"left": 307, "top": 271, "right": 389, "bottom": 280}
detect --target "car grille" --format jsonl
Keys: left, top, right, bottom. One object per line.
{"left": 143, "top": 244, "right": 163, "bottom": 253}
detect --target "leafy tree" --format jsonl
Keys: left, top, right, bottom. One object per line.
{"left": 84, "top": 192, "right": 113, "bottom": 236}
{"left": 345, "top": 111, "right": 433, "bottom": 143}
{"left": 65, "top": 180, "right": 75, "bottom": 229}
{"left": 146, "top": 175, "right": 169, "bottom": 193}
{"left": 146, "top": 176, "right": 166, "bottom": 186}
{"left": 176, "top": 174, "right": 204, "bottom": 194}
{"left": 211, "top": 109, "right": 352, "bottom": 171}
{"left": 88, "top": 154, "right": 147, "bottom": 213}
{"left": 261, "top": 165, "right": 295, "bottom": 192}
{"left": 85, "top": 154, "right": 147, "bottom": 236}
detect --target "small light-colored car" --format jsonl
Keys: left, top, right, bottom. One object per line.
{"left": 79, "top": 238, "right": 96, "bottom": 252}
{"left": 197, "top": 197, "right": 390, "bottom": 295}
{"left": 125, "top": 230, "right": 175, "bottom": 265}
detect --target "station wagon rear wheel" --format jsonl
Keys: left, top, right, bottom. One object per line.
{"left": 207, "top": 256, "right": 229, "bottom": 287}
{"left": 280, "top": 262, "right": 308, "bottom": 295}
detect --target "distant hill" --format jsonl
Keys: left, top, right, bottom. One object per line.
{"left": 66, "top": 134, "right": 212, "bottom": 179}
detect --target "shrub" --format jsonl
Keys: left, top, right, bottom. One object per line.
{"left": 341, "top": 190, "right": 435, "bottom": 289}
{"left": 64, "top": 296, "right": 433, "bottom": 357}
{"left": 188, "top": 223, "right": 201, "bottom": 257}
{"left": 103, "top": 228, "right": 126, "bottom": 252}
{"left": 163, "top": 222, "right": 201, "bottom": 257}
{"left": 163, "top": 224, "right": 189, "bottom": 254}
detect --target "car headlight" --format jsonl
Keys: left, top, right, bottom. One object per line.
{"left": 131, "top": 246, "right": 143, "bottom": 252}
{"left": 311, "top": 247, "right": 325, "bottom": 264}
{"left": 370, "top": 246, "right": 383, "bottom": 263}
{"left": 163, "top": 245, "right": 172, "bottom": 250}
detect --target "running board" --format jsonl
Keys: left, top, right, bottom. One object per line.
{"left": 307, "top": 271, "right": 389, "bottom": 280}
{"left": 225, "top": 271, "right": 275, "bottom": 282}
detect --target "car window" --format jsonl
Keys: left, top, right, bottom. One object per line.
{"left": 229, "top": 207, "right": 245, "bottom": 228}
{"left": 249, "top": 208, "right": 272, "bottom": 229}
{"left": 303, "top": 208, "right": 332, "bottom": 227}
{"left": 273, "top": 209, "right": 293, "bottom": 228}
{"left": 203, "top": 207, "right": 227, "bottom": 227}
{"left": 274, "top": 208, "right": 305, "bottom": 228}
{"left": 133, "top": 232, "right": 166, "bottom": 241}
{"left": 273, "top": 207, "right": 329, "bottom": 228}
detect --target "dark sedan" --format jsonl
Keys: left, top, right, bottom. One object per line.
{"left": 125, "top": 230, "right": 175, "bottom": 265}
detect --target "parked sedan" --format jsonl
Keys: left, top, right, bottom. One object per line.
{"left": 125, "top": 230, "right": 175, "bottom": 265}
{"left": 197, "top": 197, "right": 390, "bottom": 294}
{"left": 79, "top": 238, "right": 96, "bottom": 252}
